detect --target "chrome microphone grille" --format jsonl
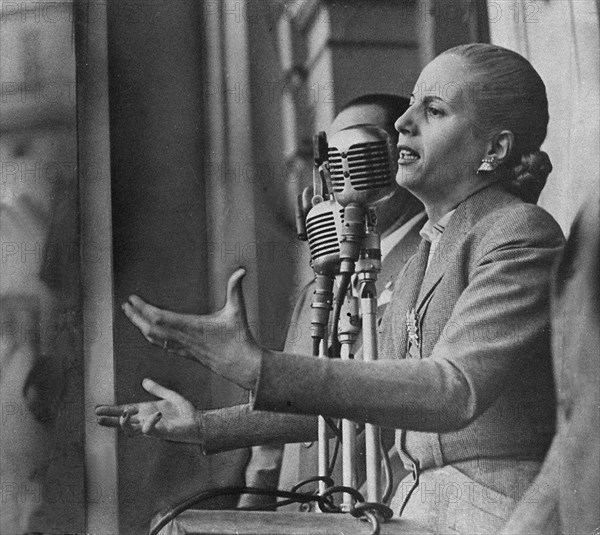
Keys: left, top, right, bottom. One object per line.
{"left": 327, "top": 124, "right": 396, "bottom": 207}
{"left": 306, "top": 210, "right": 339, "bottom": 259}
{"left": 328, "top": 140, "right": 392, "bottom": 192}
{"left": 305, "top": 201, "right": 344, "bottom": 275}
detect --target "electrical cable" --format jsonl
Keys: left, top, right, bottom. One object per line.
{"left": 330, "top": 272, "right": 352, "bottom": 359}
{"left": 149, "top": 486, "right": 334, "bottom": 535}
{"left": 327, "top": 421, "right": 343, "bottom": 476}
{"left": 290, "top": 475, "right": 334, "bottom": 494}
{"left": 149, "top": 483, "right": 392, "bottom": 535}
{"left": 380, "top": 433, "right": 394, "bottom": 505}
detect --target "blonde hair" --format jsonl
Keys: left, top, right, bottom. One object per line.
{"left": 442, "top": 43, "right": 552, "bottom": 203}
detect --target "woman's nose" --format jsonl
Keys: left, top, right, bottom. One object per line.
{"left": 395, "top": 108, "right": 414, "bottom": 136}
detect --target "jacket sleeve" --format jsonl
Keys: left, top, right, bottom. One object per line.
{"left": 199, "top": 403, "right": 318, "bottom": 454}
{"left": 200, "top": 281, "right": 329, "bottom": 455}
{"left": 252, "top": 208, "right": 564, "bottom": 432}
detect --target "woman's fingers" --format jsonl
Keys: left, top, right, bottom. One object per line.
{"left": 126, "top": 296, "right": 191, "bottom": 330}
{"left": 142, "top": 378, "right": 181, "bottom": 404}
{"left": 120, "top": 410, "right": 139, "bottom": 437}
{"left": 97, "top": 407, "right": 163, "bottom": 438}
{"left": 121, "top": 301, "right": 154, "bottom": 338}
{"left": 142, "top": 411, "right": 163, "bottom": 435}
{"left": 122, "top": 301, "right": 187, "bottom": 352}
{"left": 96, "top": 415, "right": 122, "bottom": 428}
{"left": 225, "top": 268, "right": 247, "bottom": 313}
{"left": 95, "top": 404, "right": 139, "bottom": 417}
{"left": 122, "top": 301, "right": 174, "bottom": 348}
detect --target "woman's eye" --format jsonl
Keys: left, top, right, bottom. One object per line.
{"left": 427, "top": 106, "right": 443, "bottom": 117}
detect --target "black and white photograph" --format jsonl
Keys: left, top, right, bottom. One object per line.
{"left": 1, "top": 1, "right": 598, "bottom": 534}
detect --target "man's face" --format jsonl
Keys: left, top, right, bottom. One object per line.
{"left": 328, "top": 103, "right": 392, "bottom": 140}
{"left": 328, "top": 102, "right": 418, "bottom": 227}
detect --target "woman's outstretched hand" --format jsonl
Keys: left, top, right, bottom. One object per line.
{"left": 121, "top": 268, "right": 262, "bottom": 390}
{"left": 95, "top": 379, "right": 201, "bottom": 443}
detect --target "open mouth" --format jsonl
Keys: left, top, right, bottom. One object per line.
{"left": 397, "top": 146, "right": 420, "bottom": 162}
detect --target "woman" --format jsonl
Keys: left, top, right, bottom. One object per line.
{"left": 97, "top": 44, "right": 564, "bottom": 533}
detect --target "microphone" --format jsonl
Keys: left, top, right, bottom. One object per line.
{"left": 305, "top": 199, "right": 344, "bottom": 277}
{"left": 304, "top": 199, "right": 344, "bottom": 341}
{"left": 327, "top": 124, "right": 396, "bottom": 273}
{"left": 327, "top": 124, "right": 396, "bottom": 208}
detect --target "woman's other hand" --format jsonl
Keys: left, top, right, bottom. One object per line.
{"left": 121, "top": 268, "right": 262, "bottom": 390}
{"left": 95, "top": 379, "right": 201, "bottom": 443}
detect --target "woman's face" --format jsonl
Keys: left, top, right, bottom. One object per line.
{"left": 394, "top": 54, "right": 487, "bottom": 199}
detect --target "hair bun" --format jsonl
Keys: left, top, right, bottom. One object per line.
{"left": 505, "top": 150, "right": 552, "bottom": 203}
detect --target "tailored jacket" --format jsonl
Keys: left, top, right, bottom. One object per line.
{"left": 252, "top": 185, "right": 565, "bottom": 478}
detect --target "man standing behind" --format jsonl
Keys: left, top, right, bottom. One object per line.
{"left": 240, "top": 94, "right": 426, "bottom": 510}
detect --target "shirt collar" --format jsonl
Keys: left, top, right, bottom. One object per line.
{"left": 420, "top": 209, "right": 455, "bottom": 243}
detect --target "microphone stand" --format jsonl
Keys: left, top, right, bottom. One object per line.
{"left": 305, "top": 126, "right": 391, "bottom": 506}
{"left": 309, "top": 273, "right": 333, "bottom": 502}
{"left": 356, "top": 209, "right": 382, "bottom": 503}
{"left": 317, "top": 336, "right": 330, "bottom": 500}
{"left": 338, "top": 292, "right": 359, "bottom": 511}
{"left": 337, "top": 203, "right": 383, "bottom": 503}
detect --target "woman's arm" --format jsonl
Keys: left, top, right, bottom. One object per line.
{"left": 254, "top": 217, "right": 563, "bottom": 431}
{"left": 120, "top": 212, "right": 562, "bottom": 432}
{"left": 198, "top": 403, "right": 317, "bottom": 454}
{"left": 95, "top": 379, "right": 318, "bottom": 452}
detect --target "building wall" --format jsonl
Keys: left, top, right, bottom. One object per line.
{"left": 105, "top": 2, "right": 251, "bottom": 533}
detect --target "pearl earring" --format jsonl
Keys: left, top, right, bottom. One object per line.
{"left": 477, "top": 156, "right": 498, "bottom": 174}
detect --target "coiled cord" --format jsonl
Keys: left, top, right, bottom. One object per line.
{"left": 149, "top": 480, "right": 393, "bottom": 535}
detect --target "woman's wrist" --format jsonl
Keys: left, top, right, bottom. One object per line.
{"left": 239, "top": 345, "right": 268, "bottom": 392}
{"left": 193, "top": 409, "right": 207, "bottom": 449}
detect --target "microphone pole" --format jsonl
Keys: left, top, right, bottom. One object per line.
{"left": 338, "top": 292, "right": 359, "bottom": 511}
{"left": 356, "top": 213, "right": 382, "bottom": 503}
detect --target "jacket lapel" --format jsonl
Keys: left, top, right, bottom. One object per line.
{"left": 415, "top": 184, "right": 519, "bottom": 312}
{"left": 380, "top": 185, "right": 520, "bottom": 360}
{"left": 415, "top": 212, "right": 466, "bottom": 311}
{"left": 379, "top": 242, "right": 428, "bottom": 361}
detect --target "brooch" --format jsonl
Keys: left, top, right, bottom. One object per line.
{"left": 406, "top": 308, "right": 421, "bottom": 358}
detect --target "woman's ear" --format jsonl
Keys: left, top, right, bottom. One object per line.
{"left": 485, "top": 130, "right": 514, "bottom": 164}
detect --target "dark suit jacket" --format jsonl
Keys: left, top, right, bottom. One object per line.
{"left": 253, "top": 186, "right": 564, "bottom": 483}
